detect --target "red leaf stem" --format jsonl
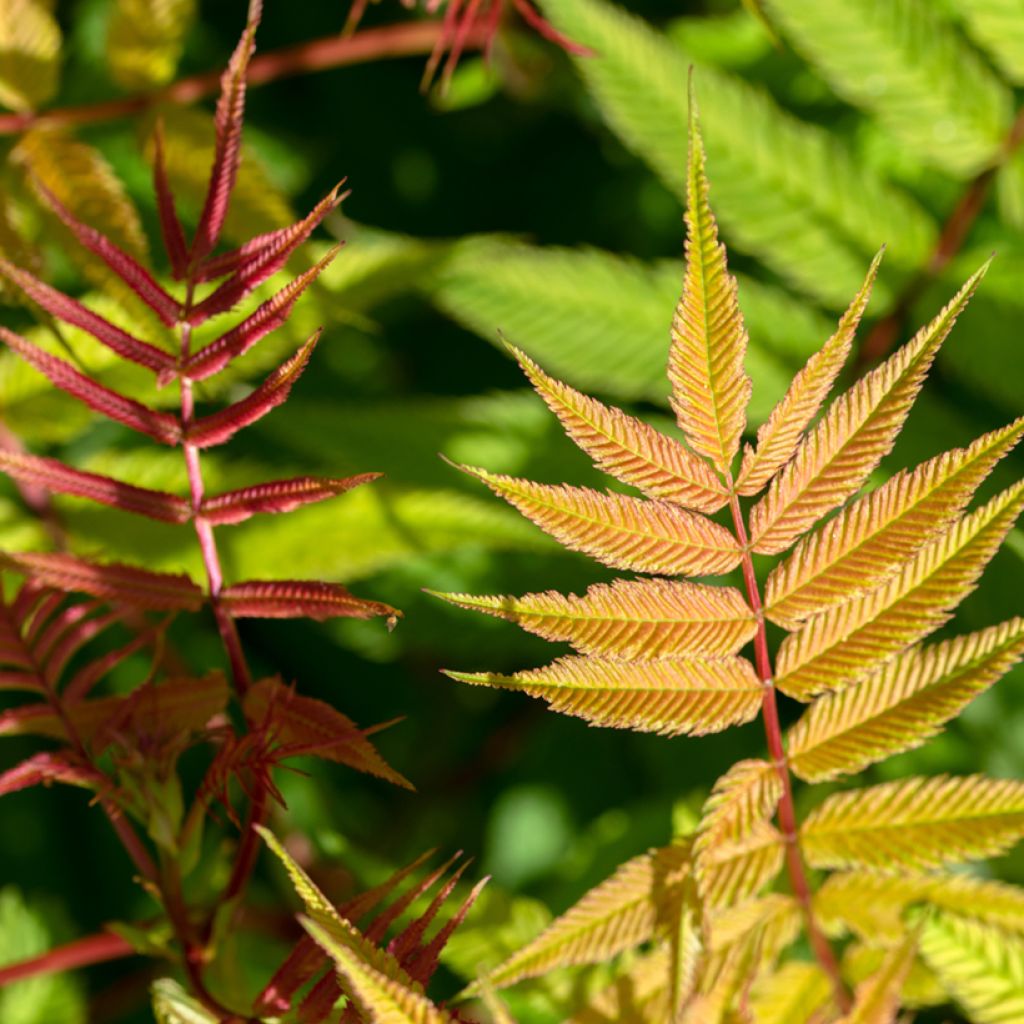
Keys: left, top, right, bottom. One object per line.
{"left": 221, "top": 580, "right": 401, "bottom": 624}
{"left": 152, "top": 119, "right": 189, "bottom": 280}
{"left": 0, "top": 450, "right": 190, "bottom": 523}
{"left": 0, "top": 930, "right": 136, "bottom": 987}
{"left": 189, "top": 0, "right": 263, "bottom": 266}
{"left": 195, "top": 182, "right": 347, "bottom": 283}
{"left": 0, "top": 327, "right": 182, "bottom": 445}
{"left": 185, "top": 332, "right": 320, "bottom": 447}
{"left": 33, "top": 181, "right": 180, "bottom": 325}
{"left": 200, "top": 473, "right": 379, "bottom": 526}
{"left": 0, "top": 261, "right": 175, "bottom": 374}
{"left": 0, "top": 551, "right": 204, "bottom": 610}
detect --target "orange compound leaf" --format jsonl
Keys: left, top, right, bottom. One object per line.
{"left": 800, "top": 774, "right": 1024, "bottom": 872}
{"left": 186, "top": 333, "right": 319, "bottom": 447}
{"left": 200, "top": 473, "right": 379, "bottom": 527}
{"left": 765, "top": 416, "right": 1024, "bottom": 629}
{"left": 189, "top": 0, "right": 263, "bottom": 266}
{"left": 510, "top": 344, "right": 729, "bottom": 513}
{"left": 0, "top": 450, "right": 190, "bottom": 523}
{"left": 151, "top": 120, "right": 188, "bottom": 280}
{"left": 748, "top": 263, "right": 988, "bottom": 556}
{"left": 244, "top": 677, "right": 412, "bottom": 789}
{"left": 430, "top": 578, "right": 756, "bottom": 659}
{"left": 0, "top": 551, "right": 203, "bottom": 611}
{"left": 668, "top": 93, "right": 751, "bottom": 477}
{"left": 443, "top": 654, "right": 761, "bottom": 736}
{"left": 195, "top": 181, "right": 347, "bottom": 284}
{"left": 33, "top": 180, "right": 180, "bottom": 326}
{"left": 0, "top": 751, "right": 106, "bottom": 798}
{"left": 456, "top": 464, "right": 742, "bottom": 577}
{"left": 0, "top": 327, "right": 182, "bottom": 445}
{"left": 787, "top": 618, "right": 1024, "bottom": 784}
{"left": 0, "top": 261, "right": 176, "bottom": 375}
{"left": 221, "top": 579, "right": 401, "bottom": 626}
{"left": 736, "top": 251, "right": 882, "bottom": 497}
{"left": 0, "top": 672, "right": 227, "bottom": 744}
{"left": 775, "top": 479, "right": 1024, "bottom": 701}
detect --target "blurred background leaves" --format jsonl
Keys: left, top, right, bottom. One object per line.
{"left": 0, "top": 0, "right": 1021, "bottom": 1021}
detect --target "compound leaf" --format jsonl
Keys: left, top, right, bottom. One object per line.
{"left": 802, "top": 774, "right": 1024, "bottom": 871}
{"left": 456, "top": 465, "right": 742, "bottom": 576}
{"left": 788, "top": 618, "right": 1024, "bottom": 781}
{"left": 431, "top": 578, "right": 757, "bottom": 659}
{"left": 668, "top": 94, "right": 751, "bottom": 476}
{"left": 444, "top": 654, "right": 761, "bottom": 736}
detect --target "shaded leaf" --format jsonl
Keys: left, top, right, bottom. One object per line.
{"left": 0, "top": 0, "right": 60, "bottom": 111}
{"left": 106, "top": 0, "right": 196, "bottom": 90}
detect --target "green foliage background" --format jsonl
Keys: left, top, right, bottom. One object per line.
{"left": 0, "top": 0, "right": 1022, "bottom": 1021}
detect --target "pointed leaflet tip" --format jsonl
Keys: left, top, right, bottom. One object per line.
{"left": 221, "top": 580, "right": 401, "bottom": 623}
{"left": 31, "top": 178, "right": 180, "bottom": 325}
{"left": 199, "top": 473, "right": 380, "bottom": 526}
{"left": 0, "top": 451, "right": 190, "bottom": 523}
{"left": 151, "top": 119, "right": 189, "bottom": 280}
{"left": 0, "top": 259, "right": 175, "bottom": 375}
{"left": 669, "top": 80, "right": 752, "bottom": 476}
{"left": 189, "top": 1, "right": 262, "bottom": 265}
{"left": 185, "top": 331, "right": 321, "bottom": 446}
{"left": 0, "top": 327, "right": 182, "bottom": 445}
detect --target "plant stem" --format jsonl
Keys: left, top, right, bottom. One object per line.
{"left": 0, "top": 21, "right": 491, "bottom": 137}
{"left": 726, "top": 489, "right": 850, "bottom": 1012}
{"left": 178, "top": 294, "right": 252, "bottom": 696}
{"left": 0, "top": 932, "right": 136, "bottom": 987}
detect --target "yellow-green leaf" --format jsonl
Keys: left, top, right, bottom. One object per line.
{"left": 456, "top": 465, "right": 742, "bottom": 576}
{"left": 0, "top": 0, "right": 60, "bottom": 112}
{"left": 302, "top": 914, "right": 455, "bottom": 1024}
{"left": 788, "top": 618, "right": 1024, "bottom": 781}
{"left": 512, "top": 344, "right": 728, "bottom": 512}
{"left": 776, "top": 479, "right": 1024, "bottom": 700}
{"left": 467, "top": 843, "right": 691, "bottom": 993}
{"left": 444, "top": 654, "right": 761, "bottom": 736}
{"left": 802, "top": 774, "right": 1024, "bottom": 872}
{"left": 766, "top": 416, "right": 1024, "bottom": 628}
{"left": 668, "top": 93, "right": 751, "bottom": 476}
{"left": 737, "top": 251, "right": 880, "bottom": 496}
{"left": 919, "top": 911, "right": 1024, "bottom": 1024}
{"left": 431, "top": 578, "right": 757, "bottom": 659}
{"left": 106, "top": 0, "right": 196, "bottom": 90}
{"left": 748, "top": 264, "right": 987, "bottom": 555}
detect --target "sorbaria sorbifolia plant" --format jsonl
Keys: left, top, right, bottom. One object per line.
{"left": 0, "top": 3, "right": 485, "bottom": 1020}
{"left": 434, "top": 96, "right": 1024, "bottom": 1022}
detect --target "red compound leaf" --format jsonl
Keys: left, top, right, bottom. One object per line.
{"left": 0, "top": 551, "right": 203, "bottom": 611}
{"left": 185, "top": 333, "right": 320, "bottom": 447}
{"left": 183, "top": 245, "right": 339, "bottom": 359}
{"left": 189, "top": 0, "right": 263, "bottom": 266}
{"left": 0, "top": 450, "right": 190, "bottom": 523}
{"left": 0, "top": 672, "right": 227, "bottom": 745}
{"left": 220, "top": 580, "right": 400, "bottom": 625}
{"left": 0, "top": 327, "right": 182, "bottom": 445}
{"left": 152, "top": 119, "right": 189, "bottom": 280}
{"left": 33, "top": 180, "right": 180, "bottom": 326}
{"left": 0, "top": 261, "right": 176, "bottom": 375}
{"left": 0, "top": 750, "right": 107, "bottom": 798}
{"left": 195, "top": 181, "right": 347, "bottom": 284}
{"left": 200, "top": 473, "right": 379, "bottom": 526}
